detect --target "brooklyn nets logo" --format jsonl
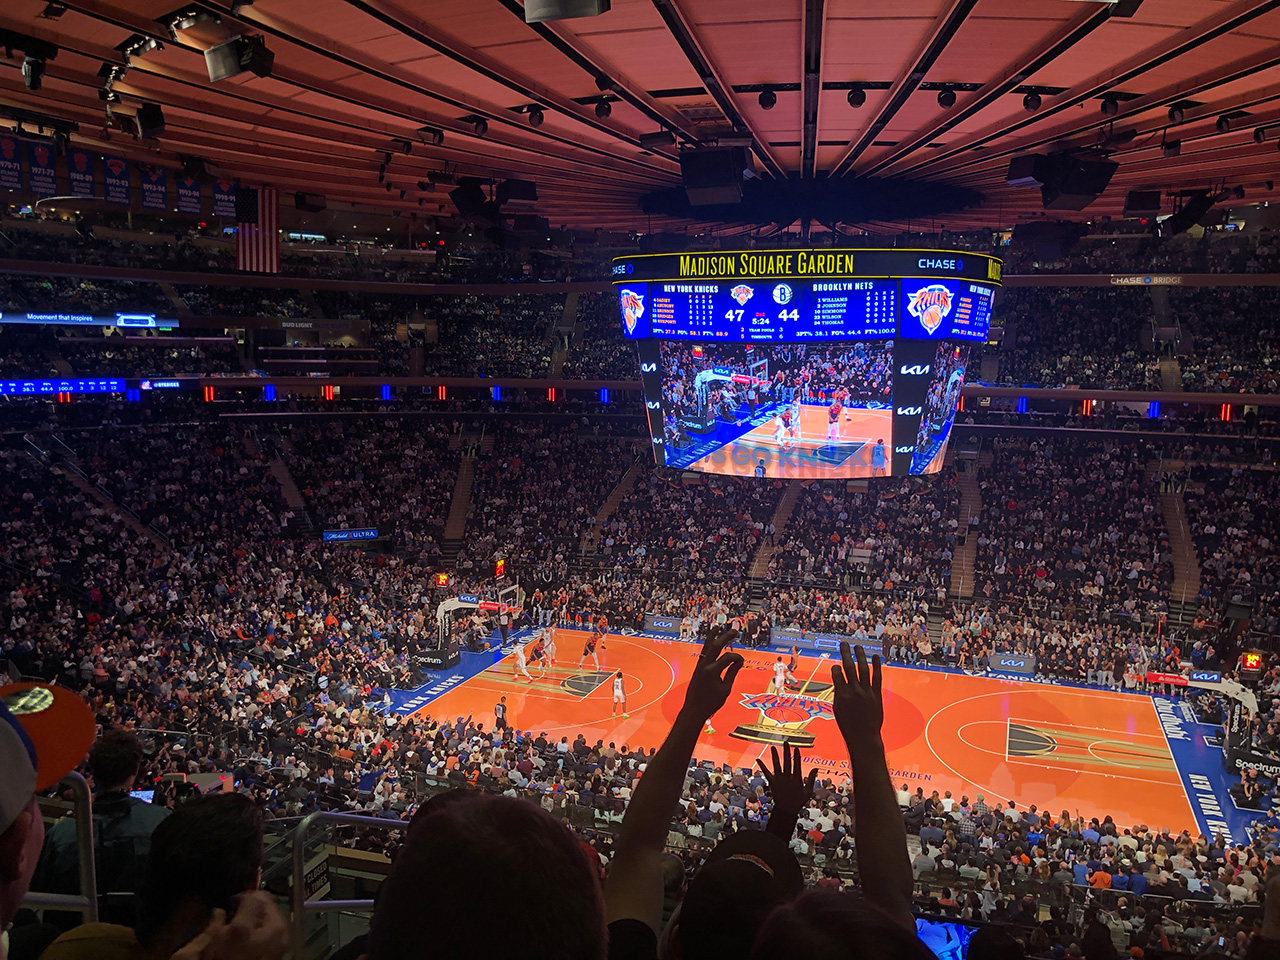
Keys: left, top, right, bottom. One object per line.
{"left": 730, "top": 681, "right": 835, "bottom": 747}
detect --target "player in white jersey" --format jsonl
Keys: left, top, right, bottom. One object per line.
{"left": 513, "top": 640, "right": 533, "bottom": 682}
{"left": 544, "top": 630, "right": 557, "bottom": 665}
{"left": 612, "top": 671, "right": 628, "bottom": 718}
{"left": 771, "top": 656, "right": 790, "bottom": 694}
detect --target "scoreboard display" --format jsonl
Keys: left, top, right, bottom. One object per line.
{"left": 615, "top": 248, "right": 1001, "bottom": 479}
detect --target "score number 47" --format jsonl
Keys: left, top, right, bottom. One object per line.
{"left": 725, "top": 309, "right": 800, "bottom": 325}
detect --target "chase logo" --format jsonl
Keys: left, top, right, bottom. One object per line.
{"left": 740, "top": 693, "right": 834, "bottom": 723}
{"left": 896, "top": 406, "right": 922, "bottom": 416}
{"left": 619, "top": 289, "right": 645, "bottom": 335}
{"left": 611, "top": 262, "right": 634, "bottom": 275}
{"left": 899, "top": 364, "right": 931, "bottom": 376}
{"left": 906, "top": 283, "right": 954, "bottom": 336}
{"left": 640, "top": 362, "right": 657, "bottom": 373}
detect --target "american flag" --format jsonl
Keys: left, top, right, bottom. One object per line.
{"left": 235, "top": 185, "right": 279, "bottom": 273}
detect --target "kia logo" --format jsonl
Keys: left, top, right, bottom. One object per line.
{"left": 640, "top": 362, "right": 657, "bottom": 373}
{"left": 652, "top": 438, "right": 664, "bottom": 445}
{"left": 652, "top": 620, "right": 674, "bottom": 628}
{"left": 900, "top": 365, "right": 931, "bottom": 376}
{"left": 646, "top": 400, "right": 660, "bottom": 409}
{"left": 998, "top": 658, "right": 1023, "bottom": 667}
{"left": 895, "top": 446, "right": 913, "bottom": 454}
{"left": 896, "top": 406, "right": 922, "bottom": 416}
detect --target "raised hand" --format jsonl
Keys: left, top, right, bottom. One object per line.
{"left": 757, "top": 742, "right": 817, "bottom": 831}
{"left": 682, "top": 627, "right": 744, "bottom": 722}
{"left": 171, "top": 892, "right": 289, "bottom": 960}
{"left": 829, "top": 641, "right": 884, "bottom": 745}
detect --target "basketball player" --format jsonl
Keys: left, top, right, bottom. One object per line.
{"left": 529, "top": 636, "right": 547, "bottom": 678}
{"left": 544, "top": 629, "right": 557, "bottom": 666}
{"left": 771, "top": 656, "right": 790, "bottom": 694}
{"left": 788, "top": 645, "right": 801, "bottom": 680}
{"left": 773, "top": 410, "right": 791, "bottom": 450}
{"left": 578, "top": 633, "right": 601, "bottom": 671}
{"left": 826, "top": 393, "right": 844, "bottom": 444}
{"left": 872, "top": 438, "right": 887, "bottom": 477}
{"left": 612, "top": 671, "right": 628, "bottom": 718}
{"left": 514, "top": 640, "right": 533, "bottom": 682}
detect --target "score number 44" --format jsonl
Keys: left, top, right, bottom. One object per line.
{"left": 726, "top": 308, "right": 800, "bottom": 325}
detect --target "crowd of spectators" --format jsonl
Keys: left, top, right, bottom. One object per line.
{"left": 561, "top": 292, "right": 635, "bottom": 380}
{"left": 60, "top": 338, "right": 243, "bottom": 376}
{"left": 769, "top": 474, "right": 960, "bottom": 599}
{"left": 972, "top": 437, "right": 1173, "bottom": 621}
{"left": 1172, "top": 287, "right": 1280, "bottom": 393}
{"left": 457, "top": 420, "right": 641, "bottom": 569}
{"left": 595, "top": 472, "right": 779, "bottom": 582}
{"left": 6, "top": 274, "right": 173, "bottom": 315}
{"left": 1184, "top": 465, "right": 1280, "bottom": 635}
{"left": 988, "top": 287, "right": 1162, "bottom": 389}
{"left": 284, "top": 417, "right": 456, "bottom": 553}
{"left": 178, "top": 285, "right": 310, "bottom": 319}
{"left": 416, "top": 293, "right": 559, "bottom": 376}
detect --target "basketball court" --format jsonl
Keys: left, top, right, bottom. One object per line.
{"left": 410, "top": 630, "right": 1199, "bottom": 833}
{"left": 683, "top": 404, "right": 893, "bottom": 479}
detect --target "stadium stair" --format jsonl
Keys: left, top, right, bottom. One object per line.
{"left": 750, "top": 480, "right": 804, "bottom": 579}
{"left": 547, "top": 293, "right": 579, "bottom": 377}
{"left": 581, "top": 455, "right": 645, "bottom": 554}
{"left": 439, "top": 453, "right": 477, "bottom": 565}
{"left": 46, "top": 346, "right": 73, "bottom": 376}
{"left": 1159, "top": 482, "right": 1202, "bottom": 611}
{"left": 157, "top": 281, "right": 193, "bottom": 317}
{"left": 949, "top": 453, "right": 987, "bottom": 599}
{"left": 1159, "top": 357, "right": 1184, "bottom": 392}
{"left": 36, "top": 438, "right": 171, "bottom": 550}
{"left": 266, "top": 446, "right": 320, "bottom": 540}
{"left": 299, "top": 288, "right": 324, "bottom": 318}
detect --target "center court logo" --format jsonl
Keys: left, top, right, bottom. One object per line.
{"left": 906, "top": 283, "right": 954, "bottom": 335}
{"left": 731, "top": 682, "right": 835, "bottom": 747}
{"left": 619, "top": 289, "right": 644, "bottom": 334}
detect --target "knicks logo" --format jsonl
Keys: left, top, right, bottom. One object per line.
{"left": 731, "top": 284, "right": 754, "bottom": 306}
{"left": 730, "top": 682, "right": 835, "bottom": 747}
{"left": 619, "top": 289, "right": 644, "bottom": 334}
{"left": 907, "top": 284, "right": 954, "bottom": 335}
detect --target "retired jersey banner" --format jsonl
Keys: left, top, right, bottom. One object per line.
{"left": 140, "top": 166, "right": 167, "bottom": 210}
{"left": 176, "top": 176, "right": 202, "bottom": 214}
{"left": 28, "top": 141, "right": 57, "bottom": 195}
{"left": 0, "top": 136, "right": 21, "bottom": 190}
{"left": 67, "top": 149, "right": 95, "bottom": 198}
{"left": 212, "top": 180, "right": 236, "bottom": 217}
{"left": 103, "top": 155, "right": 130, "bottom": 204}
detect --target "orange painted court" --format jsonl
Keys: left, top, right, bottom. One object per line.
{"left": 414, "top": 630, "right": 1198, "bottom": 833}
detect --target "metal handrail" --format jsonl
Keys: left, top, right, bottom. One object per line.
{"left": 22, "top": 772, "right": 98, "bottom": 923}
{"left": 289, "top": 810, "right": 410, "bottom": 959}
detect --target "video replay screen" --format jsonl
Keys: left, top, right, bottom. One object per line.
{"left": 615, "top": 249, "right": 999, "bottom": 479}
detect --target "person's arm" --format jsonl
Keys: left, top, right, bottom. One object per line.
{"left": 604, "top": 628, "right": 742, "bottom": 935}
{"left": 759, "top": 743, "right": 817, "bottom": 846}
{"left": 830, "top": 642, "right": 915, "bottom": 932}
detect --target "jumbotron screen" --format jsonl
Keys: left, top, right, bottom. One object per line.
{"left": 614, "top": 249, "right": 1001, "bottom": 479}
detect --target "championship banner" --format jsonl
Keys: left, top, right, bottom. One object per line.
{"left": 0, "top": 136, "right": 21, "bottom": 190}
{"left": 140, "top": 166, "right": 168, "bottom": 210}
{"left": 27, "top": 141, "right": 57, "bottom": 195}
{"left": 212, "top": 180, "right": 236, "bottom": 217}
{"left": 103, "top": 156, "right": 130, "bottom": 204}
{"left": 176, "top": 175, "right": 202, "bottom": 214}
{"left": 67, "top": 149, "right": 95, "bottom": 198}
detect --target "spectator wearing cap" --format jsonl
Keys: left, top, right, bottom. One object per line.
{"left": 0, "top": 683, "right": 96, "bottom": 960}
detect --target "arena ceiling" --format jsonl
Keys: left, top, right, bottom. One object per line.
{"left": 4, "top": 0, "right": 1280, "bottom": 235}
